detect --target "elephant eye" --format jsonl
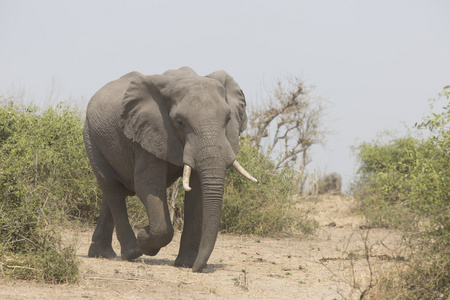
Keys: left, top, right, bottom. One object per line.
{"left": 176, "top": 119, "right": 184, "bottom": 127}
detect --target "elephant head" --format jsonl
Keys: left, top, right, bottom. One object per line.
{"left": 322, "top": 172, "right": 342, "bottom": 195}
{"left": 119, "top": 67, "right": 256, "bottom": 272}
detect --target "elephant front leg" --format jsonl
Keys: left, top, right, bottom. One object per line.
{"left": 175, "top": 171, "right": 202, "bottom": 268}
{"left": 134, "top": 156, "right": 174, "bottom": 256}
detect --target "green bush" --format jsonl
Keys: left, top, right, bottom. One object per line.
{"left": 0, "top": 194, "right": 79, "bottom": 283}
{"left": 352, "top": 136, "right": 425, "bottom": 229}
{"left": 352, "top": 91, "right": 450, "bottom": 235}
{"left": 221, "top": 137, "right": 317, "bottom": 236}
{"left": 0, "top": 209, "right": 79, "bottom": 283}
{"left": 0, "top": 102, "right": 101, "bottom": 221}
{"left": 0, "top": 101, "right": 99, "bottom": 283}
{"left": 352, "top": 86, "right": 450, "bottom": 298}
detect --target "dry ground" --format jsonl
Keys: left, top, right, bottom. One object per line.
{"left": 0, "top": 195, "right": 408, "bottom": 299}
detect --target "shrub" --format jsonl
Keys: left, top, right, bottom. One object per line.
{"left": 351, "top": 136, "right": 425, "bottom": 229}
{"left": 0, "top": 101, "right": 99, "bottom": 283}
{"left": 352, "top": 86, "right": 450, "bottom": 299}
{"left": 352, "top": 98, "right": 450, "bottom": 235}
{"left": 0, "top": 102, "right": 101, "bottom": 222}
{"left": 0, "top": 198, "right": 79, "bottom": 283}
{"left": 368, "top": 247, "right": 450, "bottom": 299}
{"left": 221, "top": 137, "right": 317, "bottom": 236}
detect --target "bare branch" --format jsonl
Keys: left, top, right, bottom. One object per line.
{"left": 247, "top": 76, "right": 327, "bottom": 180}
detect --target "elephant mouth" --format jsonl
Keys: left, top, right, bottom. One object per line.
{"left": 182, "top": 161, "right": 257, "bottom": 191}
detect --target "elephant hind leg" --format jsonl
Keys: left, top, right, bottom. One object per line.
{"left": 89, "top": 199, "right": 117, "bottom": 259}
{"left": 91, "top": 182, "right": 143, "bottom": 261}
{"left": 107, "top": 185, "right": 143, "bottom": 261}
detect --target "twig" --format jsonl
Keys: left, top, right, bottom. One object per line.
{"left": 84, "top": 276, "right": 151, "bottom": 282}
{"left": 0, "top": 262, "right": 39, "bottom": 271}
{"left": 170, "top": 178, "right": 181, "bottom": 224}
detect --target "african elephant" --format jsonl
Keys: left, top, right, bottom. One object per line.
{"left": 321, "top": 172, "right": 342, "bottom": 194}
{"left": 83, "top": 66, "right": 256, "bottom": 272}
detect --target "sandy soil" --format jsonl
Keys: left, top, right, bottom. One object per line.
{"left": 0, "top": 195, "right": 408, "bottom": 299}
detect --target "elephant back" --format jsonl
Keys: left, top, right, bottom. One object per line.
{"left": 163, "top": 66, "right": 198, "bottom": 78}
{"left": 85, "top": 75, "right": 143, "bottom": 158}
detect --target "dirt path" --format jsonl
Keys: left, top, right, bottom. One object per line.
{"left": 0, "top": 196, "right": 407, "bottom": 299}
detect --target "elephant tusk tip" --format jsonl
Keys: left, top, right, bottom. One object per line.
{"left": 183, "top": 182, "right": 192, "bottom": 192}
{"left": 232, "top": 160, "right": 258, "bottom": 183}
{"left": 247, "top": 177, "right": 258, "bottom": 183}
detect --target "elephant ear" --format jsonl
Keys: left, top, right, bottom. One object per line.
{"left": 206, "top": 71, "right": 247, "bottom": 155}
{"left": 120, "top": 73, "right": 184, "bottom": 166}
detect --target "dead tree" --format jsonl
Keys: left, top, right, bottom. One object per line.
{"left": 247, "top": 76, "right": 327, "bottom": 175}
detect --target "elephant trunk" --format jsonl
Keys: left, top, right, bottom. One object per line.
{"left": 181, "top": 121, "right": 258, "bottom": 272}
{"left": 191, "top": 158, "right": 227, "bottom": 272}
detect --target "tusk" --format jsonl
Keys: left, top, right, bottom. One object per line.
{"left": 232, "top": 160, "right": 258, "bottom": 183}
{"left": 183, "top": 165, "right": 192, "bottom": 191}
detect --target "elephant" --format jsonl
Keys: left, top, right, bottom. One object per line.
{"left": 321, "top": 172, "right": 342, "bottom": 194}
{"left": 83, "top": 66, "right": 256, "bottom": 272}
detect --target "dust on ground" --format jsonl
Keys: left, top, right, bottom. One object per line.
{"left": 0, "top": 195, "right": 408, "bottom": 299}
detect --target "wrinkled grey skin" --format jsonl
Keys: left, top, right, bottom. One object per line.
{"left": 83, "top": 67, "right": 248, "bottom": 272}
{"left": 323, "top": 172, "right": 342, "bottom": 194}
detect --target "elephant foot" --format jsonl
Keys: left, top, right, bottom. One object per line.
{"left": 136, "top": 225, "right": 173, "bottom": 257}
{"left": 121, "top": 247, "right": 143, "bottom": 261}
{"left": 88, "top": 243, "right": 117, "bottom": 259}
{"left": 140, "top": 247, "right": 161, "bottom": 256}
{"left": 174, "top": 252, "right": 197, "bottom": 268}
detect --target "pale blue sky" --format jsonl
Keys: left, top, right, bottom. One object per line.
{"left": 1, "top": 1, "right": 450, "bottom": 189}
